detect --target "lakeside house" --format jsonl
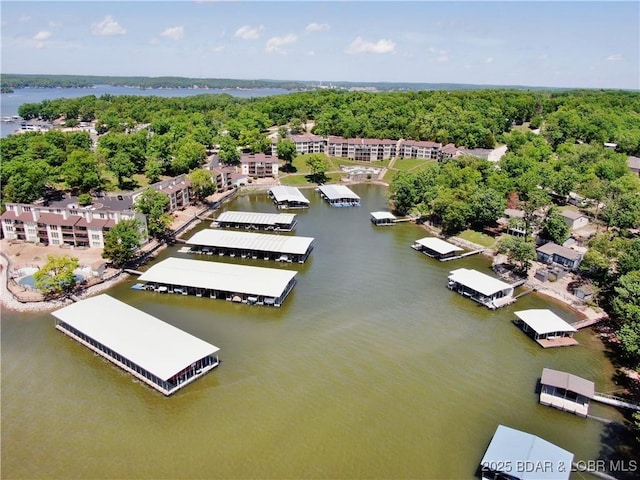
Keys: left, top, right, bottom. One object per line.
{"left": 513, "top": 309, "right": 579, "bottom": 348}
{"left": 138, "top": 257, "right": 297, "bottom": 307}
{"left": 447, "top": 268, "right": 515, "bottom": 309}
{"left": 536, "top": 242, "right": 584, "bottom": 271}
{"left": 370, "top": 211, "right": 397, "bottom": 226}
{"left": 479, "top": 425, "right": 573, "bottom": 480}
{"left": 185, "top": 229, "right": 314, "bottom": 263}
{"left": 539, "top": 368, "right": 595, "bottom": 417}
{"left": 268, "top": 186, "right": 310, "bottom": 209}
{"left": 412, "top": 237, "right": 463, "bottom": 260}
{"left": 52, "top": 294, "right": 221, "bottom": 396}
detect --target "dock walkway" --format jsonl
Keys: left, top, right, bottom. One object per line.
{"left": 592, "top": 393, "right": 640, "bottom": 411}
{"left": 439, "top": 249, "right": 484, "bottom": 262}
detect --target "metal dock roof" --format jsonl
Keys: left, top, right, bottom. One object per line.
{"left": 415, "top": 237, "right": 463, "bottom": 255}
{"left": 215, "top": 210, "right": 296, "bottom": 226}
{"left": 318, "top": 184, "right": 360, "bottom": 200}
{"left": 186, "top": 229, "right": 314, "bottom": 255}
{"left": 51, "top": 294, "right": 219, "bottom": 381}
{"left": 370, "top": 211, "right": 397, "bottom": 221}
{"left": 541, "top": 368, "right": 595, "bottom": 398}
{"left": 268, "top": 186, "right": 310, "bottom": 204}
{"left": 514, "top": 309, "right": 577, "bottom": 335}
{"left": 138, "top": 257, "right": 297, "bottom": 298}
{"left": 448, "top": 268, "right": 512, "bottom": 296}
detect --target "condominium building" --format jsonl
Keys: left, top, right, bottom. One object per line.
{"left": 397, "top": 140, "right": 442, "bottom": 160}
{"left": 327, "top": 136, "right": 398, "bottom": 161}
{"left": 240, "top": 153, "right": 279, "bottom": 178}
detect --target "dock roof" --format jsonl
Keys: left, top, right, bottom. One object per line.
{"left": 416, "top": 237, "right": 463, "bottom": 255}
{"left": 536, "top": 242, "right": 582, "bottom": 261}
{"left": 541, "top": 368, "right": 595, "bottom": 398}
{"left": 318, "top": 184, "right": 360, "bottom": 200}
{"left": 448, "top": 268, "right": 512, "bottom": 296}
{"left": 514, "top": 309, "right": 577, "bottom": 335}
{"left": 268, "top": 186, "right": 310, "bottom": 204}
{"left": 186, "top": 229, "right": 314, "bottom": 255}
{"left": 51, "top": 294, "right": 219, "bottom": 381}
{"left": 139, "top": 257, "right": 297, "bottom": 298}
{"left": 370, "top": 211, "right": 397, "bottom": 221}
{"left": 481, "top": 425, "right": 573, "bottom": 480}
{"left": 215, "top": 211, "right": 296, "bottom": 226}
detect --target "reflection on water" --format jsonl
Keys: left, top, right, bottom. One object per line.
{"left": 1, "top": 185, "right": 623, "bottom": 479}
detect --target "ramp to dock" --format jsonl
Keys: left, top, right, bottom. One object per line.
{"left": 593, "top": 393, "right": 640, "bottom": 411}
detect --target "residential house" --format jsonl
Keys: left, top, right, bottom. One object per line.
{"left": 628, "top": 156, "right": 640, "bottom": 176}
{"left": 560, "top": 210, "right": 589, "bottom": 231}
{"left": 536, "top": 242, "right": 583, "bottom": 270}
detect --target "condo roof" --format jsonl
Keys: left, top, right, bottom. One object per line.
{"left": 415, "top": 237, "right": 463, "bottom": 255}
{"left": 215, "top": 210, "right": 296, "bottom": 226}
{"left": 318, "top": 184, "right": 360, "bottom": 200}
{"left": 186, "top": 229, "right": 314, "bottom": 255}
{"left": 514, "top": 309, "right": 577, "bottom": 335}
{"left": 269, "top": 186, "right": 310, "bottom": 204}
{"left": 51, "top": 294, "right": 219, "bottom": 381}
{"left": 480, "top": 425, "right": 573, "bottom": 480}
{"left": 139, "top": 257, "right": 297, "bottom": 298}
{"left": 541, "top": 368, "right": 595, "bottom": 398}
{"left": 448, "top": 268, "right": 512, "bottom": 296}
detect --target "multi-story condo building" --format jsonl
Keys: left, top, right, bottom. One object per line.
{"left": 289, "top": 134, "right": 327, "bottom": 155}
{"left": 397, "top": 140, "right": 442, "bottom": 160}
{"left": 327, "top": 136, "right": 398, "bottom": 162}
{"left": 240, "top": 153, "right": 279, "bottom": 178}
{"left": 1, "top": 195, "right": 147, "bottom": 248}
{"left": 1, "top": 175, "right": 194, "bottom": 249}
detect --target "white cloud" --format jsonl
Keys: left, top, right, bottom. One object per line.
{"left": 265, "top": 34, "right": 297, "bottom": 54}
{"left": 307, "top": 50, "right": 316, "bottom": 56}
{"left": 485, "top": 57, "right": 494, "bottom": 64}
{"left": 91, "top": 15, "right": 126, "bottom": 36}
{"left": 306, "top": 22, "right": 330, "bottom": 33}
{"left": 234, "top": 25, "right": 264, "bottom": 40}
{"left": 606, "top": 53, "right": 623, "bottom": 61}
{"left": 210, "top": 45, "right": 225, "bottom": 53}
{"left": 536, "top": 53, "right": 549, "bottom": 61}
{"left": 345, "top": 37, "right": 395, "bottom": 55}
{"left": 161, "top": 26, "right": 185, "bottom": 40}
{"left": 19, "top": 15, "right": 32, "bottom": 22}
{"left": 33, "top": 31, "right": 52, "bottom": 42}
{"left": 32, "top": 30, "right": 52, "bottom": 49}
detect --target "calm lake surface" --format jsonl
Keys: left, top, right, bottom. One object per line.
{"left": 1, "top": 185, "right": 624, "bottom": 479}
{"left": 0, "top": 85, "right": 290, "bottom": 137}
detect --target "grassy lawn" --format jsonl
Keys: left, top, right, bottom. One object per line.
{"left": 392, "top": 158, "right": 434, "bottom": 172}
{"left": 456, "top": 229, "right": 498, "bottom": 248}
{"left": 327, "top": 157, "right": 391, "bottom": 170}
{"left": 280, "top": 174, "right": 316, "bottom": 186}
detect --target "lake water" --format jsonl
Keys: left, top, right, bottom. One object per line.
{"left": 0, "top": 85, "right": 290, "bottom": 137}
{"left": 0, "top": 184, "right": 626, "bottom": 479}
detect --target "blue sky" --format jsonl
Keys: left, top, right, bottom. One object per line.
{"left": 1, "top": 1, "right": 638, "bottom": 89}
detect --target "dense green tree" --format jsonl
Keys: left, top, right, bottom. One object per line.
{"left": 469, "top": 188, "right": 506, "bottom": 229}
{"left": 618, "top": 240, "right": 640, "bottom": 276}
{"left": 612, "top": 271, "right": 640, "bottom": 360}
{"left": 498, "top": 236, "right": 536, "bottom": 274}
{"left": 102, "top": 219, "right": 143, "bottom": 267}
{"left": 276, "top": 139, "right": 297, "bottom": 169}
{"left": 540, "top": 208, "right": 570, "bottom": 245}
{"left": 188, "top": 169, "right": 215, "bottom": 203}
{"left": 107, "top": 152, "right": 137, "bottom": 189}
{"left": 2, "top": 159, "right": 53, "bottom": 203}
{"left": 61, "top": 150, "right": 103, "bottom": 194}
{"left": 144, "top": 158, "right": 164, "bottom": 184}
{"left": 305, "top": 154, "right": 328, "bottom": 183}
{"left": 33, "top": 254, "right": 79, "bottom": 297}
{"left": 172, "top": 138, "right": 207, "bottom": 174}
{"left": 133, "top": 188, "right": 173, "bottom": 239}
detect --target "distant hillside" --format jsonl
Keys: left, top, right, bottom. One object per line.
{"left": 1, "top": 74, "right": 565, "bottom": 92}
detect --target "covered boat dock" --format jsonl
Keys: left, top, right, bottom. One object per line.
{"left": 479, "top": 424, "right": 573, "bottom": 480}
{"left": 514, "top": 309, "right": 579, "bottom": 348}
{"left": 370, "top": 211, "right": 397, "bottom": 226}
{"left": 268, "top": 186, "right": 310, "bottom": 209}
{"left": 138, "top": 257, "right": 297, "bottom": 307}
{"left": 412, "top": 237, "right": 463, "bottom": 259}
{"left": 52, "top": 294, "right": 220, "bottom": 396}
{"left": 212, "top": 211, "right": 297, "bottom": 231}
{"left": 447, "top": 268, "right": 515, "bottom": 309}
{"left": 185, "top": 229, "right": 314, "bottom": 263}
{"left": 539, "top": 368, "right": 594, "bottom": 417}
{"left": 318, "top": 185, "right": 361, "bottom": 207}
